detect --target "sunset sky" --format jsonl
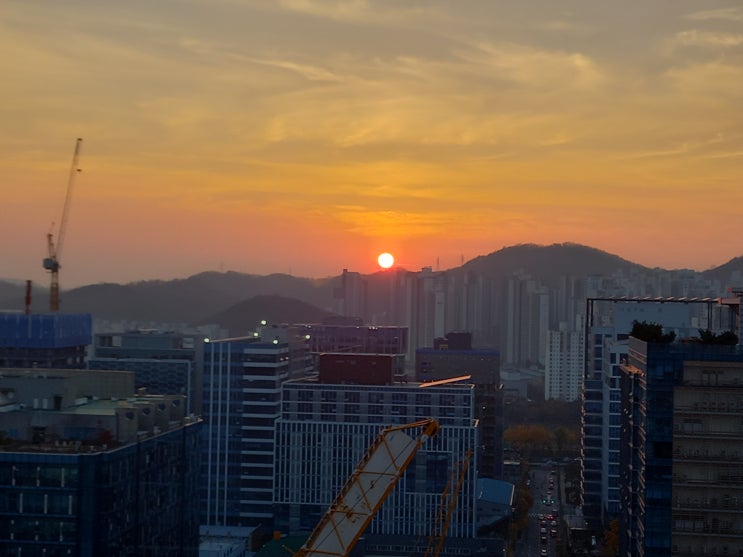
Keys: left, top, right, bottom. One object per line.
{"left": 3, "top": 1, "right": 743, "bottom": 287}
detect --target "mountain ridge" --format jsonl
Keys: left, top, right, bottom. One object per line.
{"left": 3, "top": 243, "right": 742, "bottom": 332}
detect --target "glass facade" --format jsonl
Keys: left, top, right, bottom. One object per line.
{"left": 200, "top": 331, "right": 311, "bottom": 529}
{"left": 0, "top": 422, "right": 202, "bottom": 557}
{"left": 274, "top": 381, "right": 478, "bottom": 538}
{"left": 619, "top": 340, "right": 743, "bottom": 557}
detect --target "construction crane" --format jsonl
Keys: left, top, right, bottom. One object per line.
{"left": 294, "top": 418, "right": 440, "bottom": 557}
{"left": 423, "top": 449, "right": 473, "bottom": 557}
{"left": 43, "top": 138, "right": 82, "bottom": 312}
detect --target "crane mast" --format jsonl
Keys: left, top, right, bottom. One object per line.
{"left": 294, "top": 418, "right": 440, "bottom": 557}
{"left": 43, "top": 138, "right": 82, "bottom": 312}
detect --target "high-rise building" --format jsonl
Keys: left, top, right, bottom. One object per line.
{"left": 304, "top": 324, "right": 408, "bottom": 376}
{"left": 0, "top": 312, "right": 92, "bottom": 369}
{"left": 619, "top": 338, "right": 743, "bottom": 557}
{"left": 580, "top": 297, "right": 731, "bottom": 529}
{"left": 0, "top": 368, "right": 202, "bottom": 556}
{"left": 200, "top": 325, "right": 311, "bottom": 528}
{"left": 415, "top": 331, "right": 502, "bottom": 478}
{"left": 273, "top": 378, "right": 478, "bottom": 538}
{"left": 89, "top": 328, "right": 204, "bottom": 414}
{"left": 671, "top": 359, "right": 743, "bottom": 557}
{"left": 545, "top": 321, "right": 584, "bottom": 401}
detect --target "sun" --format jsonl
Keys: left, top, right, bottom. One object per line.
{"left": 377, "top": 252, "right": 395, "bottom": 269}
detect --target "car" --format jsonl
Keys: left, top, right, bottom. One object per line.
{"left": 540, "top": 535, "right": 547, "bottom": 544}
{"left": 550, "top": 520, "right": 557, "bottom": 527}
{"left": 540, "top": 520, "right": 547, "bottom": 527}
{"left": 538, "top": 513, "right": 544, "bottom": 520}
{"left": 550, "top": 528, "right": 557, "bottom": 537}
{"left": 540, "top": 549, "right": 548, "bottom": 556}
{"left": 546, "top": 514, "right": 554, "bottom": 521}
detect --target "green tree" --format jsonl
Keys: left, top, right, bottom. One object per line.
{"left": 631, "top": 321, "right": 676, "bottom": 343}
{"left": 553, "top": 427, "right": 569, "bottom": 456}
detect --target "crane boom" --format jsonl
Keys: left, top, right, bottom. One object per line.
{"left": 294, "top": 418, "right": 440, "bottom": 557}
{"left": 43, "top": 138, "right": 82, "bottom": 312}
{"left": 423, "top": 449, "right": 473, "bottom": 557}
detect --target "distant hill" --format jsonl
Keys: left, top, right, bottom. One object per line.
{"left": 0, "top": 272, "right": 338, "bottom": 323}
{"left": 3, "top": 243, "right": 743, "bottom": 326}
{"left": 198, "top": 294, "right": 338, "bottom": 336}
{"left": 701, "top": 256, "right": 743, "bottom": 288}
{"left": 458, "top": 243, "right": 648, "bottom": 284}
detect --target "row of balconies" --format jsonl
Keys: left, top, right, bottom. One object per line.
{"left": 673, "top": 474, "right": 743, "bottom": 487}
{"left": 672, "top": 547, "right": 743, "bottom": 557}
{"left": 677, "top": 400, "right": 743, "bottom": 413}
{"left": 674, "top": 496, "right": 743, "bottom": 511}
{"left": 673, "top": 524, "right": 743, "bottom": 536}
{"left": 674, "top": 448, "right": 743, "bottom": 462}
{"left": 674, "top": 428, "right": 743, "bottom": 438}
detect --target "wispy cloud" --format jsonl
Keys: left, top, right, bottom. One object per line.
{"left": 276, "top": 0, "right": 431, "bottom": 25}
{"left": 674, "top": 30, "right": 743, "bottom": 48}
{"left": 685, "top": 7, "right": 743, "bottom": 22}
{"left": 457, "top": 41, "right": 605, "bottom": 90}
{"left": 249, "top": 57, "right": 345, "bottom": 82}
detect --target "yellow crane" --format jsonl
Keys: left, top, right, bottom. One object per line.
{"left": 294, "top": 418, "right": 440, "bottom": 557}
{"left": 43, "top": 138, "right": 82, "bottom": 312}
{"left": 423, "top": 449, "right": 473, "bottom": 557}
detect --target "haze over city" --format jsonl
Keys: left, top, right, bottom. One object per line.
{"left": 2, "top": 1, "right": 743, "bottom": 287}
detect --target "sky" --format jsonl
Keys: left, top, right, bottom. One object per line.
{"left": 2, "top": 0, "right": 743, "bottom": 287}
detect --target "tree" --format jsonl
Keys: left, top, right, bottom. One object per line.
{"left": 603, "top": 518, "right": 619, "bottom": 556}
{"left": 554, "top": 427, "right": 569, "bottom": 456}
{"left": 630, "top": 321, "right": 676, "bottom": 343}
{"left": 697, "top": 329, "right": 739, "bottom": 345}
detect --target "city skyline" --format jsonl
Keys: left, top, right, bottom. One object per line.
{"left": 3, "top": 1, "right": 743, "bottom": 287}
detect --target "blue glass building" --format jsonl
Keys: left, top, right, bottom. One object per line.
{"left": 0, "top": 369, "right": 202, "bottom": 556}
{"left": 619, "top": 338, "right": 743, "bottom": 557}
{"left": 200, "top": 326, "right": 311, "bottom": 528}
{"left": 0, "top": 313, "right": 91, "bottom": 369}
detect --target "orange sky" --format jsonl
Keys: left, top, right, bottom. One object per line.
{"left": 2, "top": 1, "right": 743, "bottom": 287}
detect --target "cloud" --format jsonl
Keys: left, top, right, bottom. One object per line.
{"left": 685, "top": 7, "right": 743, "bottom": 22}
{"left": 456, "top": 41, "right": 605, "bottom": 91}
{"left": 674, "top": 30, "right": 743, "bottom": 48}
{"left": 664, "top": 61, "right": 743, "bottom": 99}
{"left": 248, "top": 57, "right": 345, "bottom": 82}
{"left": 276, "top": 0, "right": 431, "bottom": 25}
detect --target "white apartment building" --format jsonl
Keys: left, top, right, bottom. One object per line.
{"left": 274, "top": 380, "right": 479, "bottom": 538}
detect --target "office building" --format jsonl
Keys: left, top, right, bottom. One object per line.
{"left": 273, "top": 377, "right": 478, "bottom": 538}
{"left": 671, "top": 359, "right": 743, "bottom": 556}
{"left": 200, "top": 325, "right": 311, "bottom": 528}
{"left": 619, "top": 338, "right": 743, "bottom": 557}
{"left": 0, "top": 368, "right": 202, "bottom": 556}
{"left": 89, "top": 328, "right": 204, "bottom": 414}
{"left": 0, "top": 312, "right": 92, "bottom": 369}
{"left": 415, "top": 332, "right": 502, "bottom": 479}
{"left": 304, "top": 324, "right": 408, "bottom": 375}
{"left": 581, "top": 296, "right": 731, "bottom": 528}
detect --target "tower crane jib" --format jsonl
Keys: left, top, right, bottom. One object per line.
{"left": 43, "top": 137, "right": 82, "bottom": 312}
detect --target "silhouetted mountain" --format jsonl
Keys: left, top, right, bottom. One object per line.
{"left": 3, "top": 243, "right": 743, "bottom": 327}
{"left": 198, "top": 294, "right": 338, "bottom": 336}
{"left": 0, "top": 272, "right": 338, "bottom": 323}
{"left": 458, "top": 243, "right": 649, "bottom": 284}
{"left": 702, "top": 256, "right": 743, "bottom": 288}
{"left": 0, "top": 280, "right": 28, "bottom": 311}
